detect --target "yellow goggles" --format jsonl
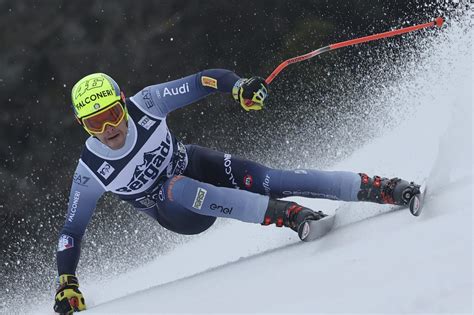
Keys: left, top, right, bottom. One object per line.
{"left": 80, "top": 101, "right": 126, "bottom": 134}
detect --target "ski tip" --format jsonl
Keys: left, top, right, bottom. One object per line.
{"left": 409, "top": 181, "right": 427, "bottom": 217}
{"left": 298, "top": 221, "right": 311, "bottom": 241}
{"left": 409, "top": 195, "right": 422, "bottom": 216}
{"left": 298, "top": 215, "right": 336, "bottom": 242}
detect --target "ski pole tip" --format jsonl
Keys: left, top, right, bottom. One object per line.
{"left": 434, "top": 17, "right": 445, "bottom": 28}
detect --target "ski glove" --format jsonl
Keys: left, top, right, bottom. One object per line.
{"left": 232, "top": 76, "right": 269, "bottom": 111}
{"left": 54, "top": 274, "right": 86, "bottom": 314}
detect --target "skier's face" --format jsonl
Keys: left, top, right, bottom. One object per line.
{"left": 95, "top": 119, "right": 128, "bottom": 150}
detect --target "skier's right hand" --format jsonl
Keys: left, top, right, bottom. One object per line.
{"left": 53, "top": 274, "right": 86, "bottom": 314}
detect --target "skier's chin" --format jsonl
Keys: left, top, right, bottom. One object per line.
{"left": 102, "top": 131, "right": 126, "bottom": 150}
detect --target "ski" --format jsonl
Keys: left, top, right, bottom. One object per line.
{"left": 409, "top": 181, "right": 427, "bottom": 216}
{"left": 298, "top": 214, "right": 336, "bottom": 242}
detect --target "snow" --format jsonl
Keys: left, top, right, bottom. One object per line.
{"left": 33, "top": 16, "right": 472, "bottom": 315}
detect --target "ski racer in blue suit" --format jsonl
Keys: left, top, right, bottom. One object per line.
{"left": 54, "top": 70, "right": 421, "bottom": 314}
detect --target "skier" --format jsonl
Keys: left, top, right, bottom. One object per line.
{"left": 54, "top": 70, "right": 420, "bottom": 314}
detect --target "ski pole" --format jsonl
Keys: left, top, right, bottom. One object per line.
{"left": 265, "top": 17, "right": 445, "bottom": 84}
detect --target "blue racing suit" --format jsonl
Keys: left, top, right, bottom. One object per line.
{"left": 57, "top": 69, "right": 361, "bottom": 275}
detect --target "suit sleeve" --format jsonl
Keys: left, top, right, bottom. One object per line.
{"left": 130, "top": 69, "right": 240, "bottom": 117}
{"left": 56, "top": 161, "right": 105, "bottom": 275}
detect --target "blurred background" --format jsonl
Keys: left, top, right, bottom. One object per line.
{"left": 0, "top": 0, "right": 467, "bottom": 309}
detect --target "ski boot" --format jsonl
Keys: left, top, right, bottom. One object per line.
{"left": 262, "top": 199, "right": 327, "bottom": 237}
{"left": 357, "top": 173, "right": 421, "bottom": 206}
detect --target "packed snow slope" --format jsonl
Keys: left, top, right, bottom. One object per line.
{"left": 33, "top": 16, "right": 471, "bottom": 314}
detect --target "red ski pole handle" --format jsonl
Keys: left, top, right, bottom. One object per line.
{"left": 265, "top": 17, "right": 445, "bottom": 85}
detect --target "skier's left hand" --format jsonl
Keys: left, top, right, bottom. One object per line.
{"left": 54, "top": 274, "right": 86, "bottom": 314}
{"left": 232, "top": 76, "right": 269, "bottom": 111}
